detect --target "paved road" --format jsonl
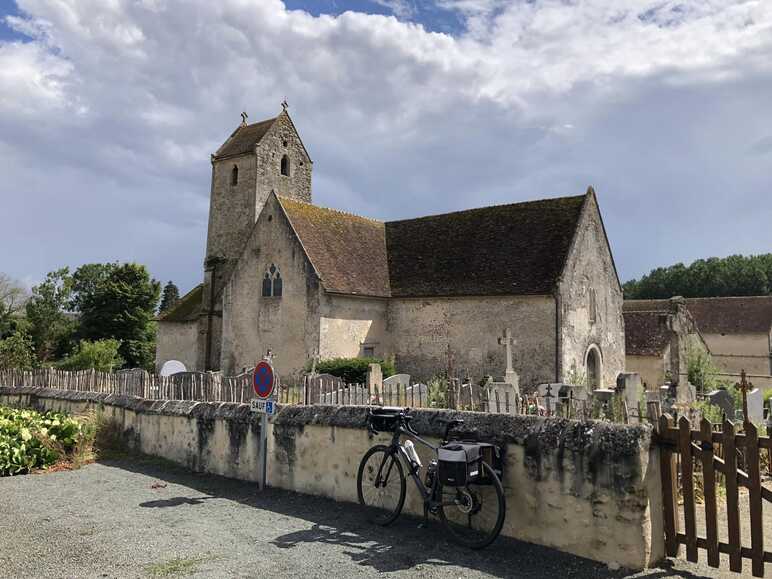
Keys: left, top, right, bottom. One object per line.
{"left": 0, "top": 457, "right": 748, "bottom": 578}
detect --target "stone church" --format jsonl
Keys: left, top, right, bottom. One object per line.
{"left": 156, "top": 107, "right": 625, "bottom": 390}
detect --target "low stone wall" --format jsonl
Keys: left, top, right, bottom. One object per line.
{"left": 0, "top": 387, "right": 663, "bottom": 569}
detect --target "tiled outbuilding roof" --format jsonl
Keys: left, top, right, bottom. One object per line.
{"left": 277, "top": 193, "right": 587, "bottom": 298}
{"left": 623, "top": 299, "right": 673, "bottom": 313}
{"left": 278, "top": 197, "right": 391, "bottom": 297}
{"left": 157, "top": 284, "right": 203, "bottom": 323}
{"left": 623, "top": 311, "right": 671, "bottom": 356}
{"left": 214, "top": 117, "right": 276, "bottom": 159}
{"left": 684, "top": 296, "right": 772, "bottom": 335}
{"left": 385, "top": 195, "right": 586, "bottom": 297}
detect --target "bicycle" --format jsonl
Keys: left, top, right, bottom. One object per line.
{"left": 356, "top": 407, "right": 506, "bottom": 549}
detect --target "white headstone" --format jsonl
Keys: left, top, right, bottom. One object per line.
{"left": 746, "top": 388, "right": 764, "bottom": 424}
{"left": 383, "top": 374, "right": 410, "bottom": 388}
{"left": 160, "top": 360, "right": 186, "bottom": 377}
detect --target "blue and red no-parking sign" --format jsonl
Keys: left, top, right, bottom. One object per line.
{"left": 253, "top": 361, "right": 275, "bottom": 399}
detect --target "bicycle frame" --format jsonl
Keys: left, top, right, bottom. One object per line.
{"left": 372, "top": 420, "right": 461, "bottom": 512}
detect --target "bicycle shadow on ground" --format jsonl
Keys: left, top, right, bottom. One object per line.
{"left": 100, "top": 455, "right": 712, "bottom": 579}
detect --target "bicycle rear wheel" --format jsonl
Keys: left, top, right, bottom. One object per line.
{"left": 438, "top": 461, "right": 506, "bottom": 549}
{"left": 357, "top": 445, "right": 406, "bottom": 526}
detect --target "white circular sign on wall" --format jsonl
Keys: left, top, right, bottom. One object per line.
{"left": 160, "top": 360, "right": 187, "bottom": 377}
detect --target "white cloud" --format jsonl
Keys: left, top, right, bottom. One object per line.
{"left": 1, "top": 0, "right": 771, "bottom": 290}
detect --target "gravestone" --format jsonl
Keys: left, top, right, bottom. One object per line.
{"left": 707, "top": 388, "right": 735, "bottom": 420}
{"left": 486, "top": 380, "right": 518, "bottom": 414}
{"left": 160, "top": 360, "right": 186, "bottom": 377}
{"left": 746, "top": 388, "right": 764, "bottom": 424}
{"left": 367, "top": 363, "right": 383, "bottom": 404}
{"left": 497, "top": 328, "right": 520, "bottom": 395}
{"left": 616, "top": 373, "right": 643, "bottom": 423}
{"left": 536, "top": 383, "right": 562, "bottom": 415}
{"left": 383, "top": 373, "right": 410, "bottom": 405}
{"left": 307, "top": 373, "right": 343, "bottom": 404}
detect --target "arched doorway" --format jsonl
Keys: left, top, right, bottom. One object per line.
{"left": 586, "top": 345, "right": 602, "bottom": 389}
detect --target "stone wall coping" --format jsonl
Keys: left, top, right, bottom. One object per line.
{"left": 0, "top": 386, "right": 650, "bottom": 459}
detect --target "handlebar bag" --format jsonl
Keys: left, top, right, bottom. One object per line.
{"left": 368, "top": 408, "right": 401, "bottom": 433}
{"left": 438, "top": 443, "right": 482, "bottom": 486}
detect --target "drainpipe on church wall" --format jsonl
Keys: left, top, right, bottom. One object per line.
{"left": 554, "top": 289, "right": 562, "bottom": 384}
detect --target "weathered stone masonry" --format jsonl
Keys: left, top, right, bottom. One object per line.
{"left": 0, "top": 386, "right": 663, "bottom": 569}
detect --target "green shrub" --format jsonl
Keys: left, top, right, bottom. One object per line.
{"left": 0, "top": 329, "right": 36, "bottom": 370}
{"left": 305, "top": 357, "right": 396, "bottom": 384}
{"left": 57, "top": 339, "right": 124, "bottom": 372}
{"left": 0, "top": 406, "right": 92, "bottom": 476}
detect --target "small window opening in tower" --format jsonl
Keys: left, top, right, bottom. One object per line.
{"left": 281, "top": 155, "right": 290, "bottom": 177}
{"left": 231, "top": 165, "right": 238, "bottom": 186}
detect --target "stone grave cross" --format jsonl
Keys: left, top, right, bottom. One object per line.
{"left": 734, "top": 369, "right": 754, "bottom": 425}
{"left": 497, "top": 328, "right": 519, "bottom": 393}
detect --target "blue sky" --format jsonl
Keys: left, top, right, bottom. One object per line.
{"left": 1, "top": 0, "right": 771, "bottom": 294}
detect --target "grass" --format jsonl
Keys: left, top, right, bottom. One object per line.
{"left": 145, "top": 554, "right": 217, "bottom": 577}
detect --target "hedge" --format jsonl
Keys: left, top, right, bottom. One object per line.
{"left": 305, "top": 357, "right": 396, "bottom": 384}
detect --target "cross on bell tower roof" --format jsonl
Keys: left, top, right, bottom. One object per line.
{"left": 240, "top": 111, "right": 248, "bottom": 126}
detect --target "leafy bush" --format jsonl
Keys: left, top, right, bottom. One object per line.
{"left": 56, "top": 339, "right": 124, "bottom": 372}
{"left": 0, "top": 329, "right": 37, "bottom": 370}
{"left": 427, "top": 375, "right": 448, "bottom": 408}
{"left": 0, "top": 406, "right": 93, "bottom": 476}
{"left": 305, "top": 357, "right": 396, "bottom": 384}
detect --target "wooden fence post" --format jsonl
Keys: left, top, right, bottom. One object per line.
{"left": 699, "top": 418, "right": 719, "bottom": 567}
{"left": 659, "top": 414, "right": 680, "bottom": 557}
{"left": 745, "top": 422, "right": 764, "bottom": 577}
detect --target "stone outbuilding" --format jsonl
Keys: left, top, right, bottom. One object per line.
{"left": 623, "top": 298, "right": 708, "bottom": 390}
{"left": 683, "top": 296, "right": 772, "bottom": 377}
{"left": 157, "top": 110, "right": 626, "bottom": 390}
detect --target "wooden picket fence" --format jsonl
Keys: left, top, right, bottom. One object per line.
{"left": 0, "top": 368, "right": 259, "bottom": 404}
{"left": 657, "top": 414, "right": 771, "bottom": 577}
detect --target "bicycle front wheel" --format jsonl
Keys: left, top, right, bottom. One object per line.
{"left": 438, "top": 461, "right": 506, "bottom": 549}
{"left": 357, "top": 445, "right": 406, "bottom": 526}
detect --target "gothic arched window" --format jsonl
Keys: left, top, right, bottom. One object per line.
{"left": 280, "top": 155, "right": 290, "bottom": 177}
{"left": 231, "top": 165, "right": 238, "bottom": 186}
{"left": 262, "top": 264, "right": 282, "bottom": 298}
{"left": 589, "top": 287, "right": 597, "bottom": 324}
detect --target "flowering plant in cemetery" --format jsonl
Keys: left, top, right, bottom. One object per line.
{"left": 0, "top": 406, "right": 95, "bottom": 476}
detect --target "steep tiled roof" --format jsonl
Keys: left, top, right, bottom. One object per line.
{"left": 685, "top": 296, "right": 772, "bottom": 335}
{"left": 157, "top": 284, "right": 203, "bottom": 323}
{"left": 624, "top": 311, "right": 671, "bottom": 356}
{"left": 385, "top": 195, "right": 586, "bottom": 297}
{"left": 214, "top": 118, "right": 276, "bottom": 159}
{"left": 278, "top": 197, "right": 391, "bottom": 297}
{"left": 276, "top": 193, "right": 587, "bottom": 298}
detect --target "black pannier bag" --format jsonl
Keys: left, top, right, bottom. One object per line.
{"left": 438, "top": 443, "right": 482, "bottom": 486}
{"left": 367, "top": 408, "right": 402, "bottom": 433}
{"left": 476, "top": 442, "right": 503, "bottom": 485}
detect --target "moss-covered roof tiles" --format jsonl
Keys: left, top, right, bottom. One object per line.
{"left": 215, "top": 117, "right": 277, "bottom": 159}
{"left": 278, "top": 197, "right": 391, "bottom": 297}
{"left": 623, "top": 310, "right": 671, "bottom": 356}
{"left": 278, "top": 193, "right": 587, "bottom": 298}
{"left": 157, "top": 284, "right": 203, "bottom": 323}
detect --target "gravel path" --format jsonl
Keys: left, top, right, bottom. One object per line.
{"left": 0, "top": 457, "right": 754, "bottom": 578}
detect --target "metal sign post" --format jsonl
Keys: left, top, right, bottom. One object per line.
{"left": 251, "top": 353, "right": 276, "bottom": 490}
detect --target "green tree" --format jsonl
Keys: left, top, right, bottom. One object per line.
{"left": 75, "top": 263, "right": 160, "bottom": 369}
{"left": 624, "top": 253, "right": 772, "bottom": 299}
{"left": 57, "top": 339, "right": 124, "bottom": 372}
{"left": 0, "top": 274, "right": 28, "bottom": 338}
{"left": 25, "top": 269, "right": 77, "bottom": 362}
{"left": 158, "top": 281, "right": 180, "bottom": 314}
{"left": 0, "top": 329, "right": 37, "bottom": 370}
